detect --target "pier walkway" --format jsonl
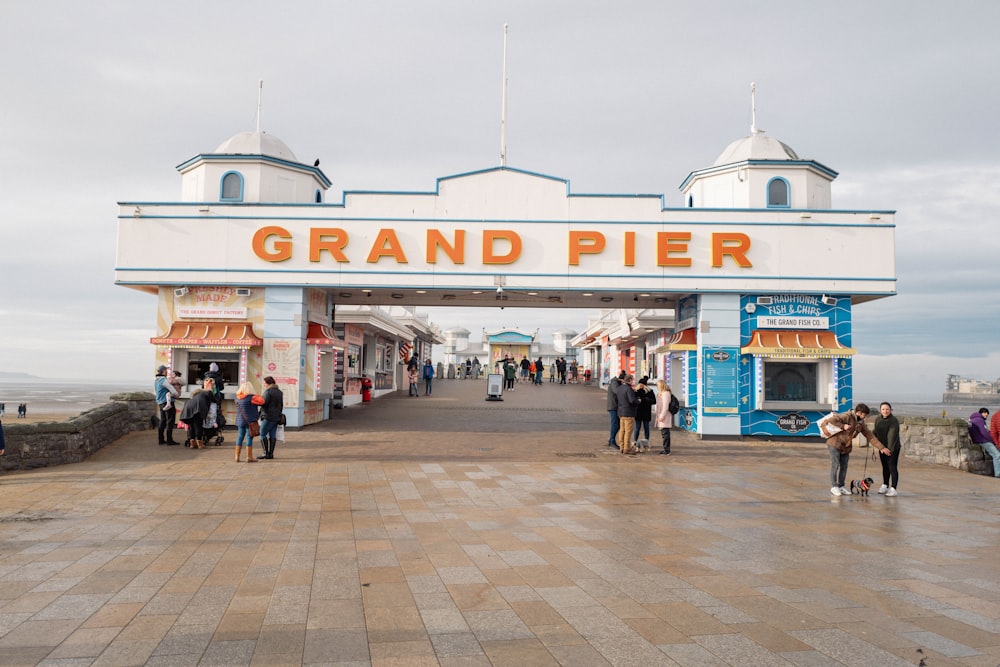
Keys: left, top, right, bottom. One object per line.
{"left": 0, "top": 379, "right": 997, "bottom": 666}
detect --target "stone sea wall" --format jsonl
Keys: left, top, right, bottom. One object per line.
{"left": 899, "top": 416, "right": 993, "bottom": 476}
{"left": 1, "top": 392, "right": 156, "bottom": 471}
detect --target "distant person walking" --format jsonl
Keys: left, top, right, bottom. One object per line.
{"left": 0, "top": 415, "right": 6, "bottom": 459}
{"left": 971, "top": 408, "right": 1000, "bottom": 478}
{"left": 819, "top": 403, "right": 889, "bottom": 497}
{"left": 872, "top": 401, "right": 902, "bottom": 495}
{"left": 422, "top": 359, "right": 435, "bottom": 396}
{"left": 408, "top": 364, "right": 420, "bottom": 397}
{"left": 258, "top": 376, "right": 284, "bottom": 460}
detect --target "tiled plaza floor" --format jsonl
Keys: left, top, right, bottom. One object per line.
{"left": 1, "top": 378, "right": 998, "bottom": 666}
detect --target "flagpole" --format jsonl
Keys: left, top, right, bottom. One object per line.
{"left": 500, "top": 24, "right": 509, "bottom": 166}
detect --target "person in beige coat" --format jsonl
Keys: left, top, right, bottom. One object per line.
{"left": 819, "top": 403, "right": 889, "bottom": 496}
{"left": 654, "top": 380, "right": 675, "bottom": 456}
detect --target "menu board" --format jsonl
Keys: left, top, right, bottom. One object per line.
{"left": 703, "top": 347, "right": 738, "bottom": 414}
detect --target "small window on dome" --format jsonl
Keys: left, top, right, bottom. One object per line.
{"left": 315, "top": 189, "right": 323, "bottom": 203}
{"left": 220, "top": 171, "right": 244, "bottom": 202}
{"left": 687, "top": 195, "right": 694, "bottom": 208}
{"left": 767, "top": 177, "right": 789, "bottom": 208}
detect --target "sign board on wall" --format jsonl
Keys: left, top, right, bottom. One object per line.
{"left": 703, "top": 347, "right": 739, "bottom": 414}
{"left": 263, "top": 338, "right": 300, "bottom": 408}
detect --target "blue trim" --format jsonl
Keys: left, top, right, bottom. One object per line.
{"left": 679, "top": 158, "right": 839, "bottom": 191}
{"left": 119, "top": 213, "right": 895, "bottom": 229}
{"left": 219, "top": 171, "right": 244, "bottom": 202}
{"left": 766, "top": 176, "right": 791, "bottom": 209}
{"left": 177, "top": 153, "right": 333, "bottom": 188}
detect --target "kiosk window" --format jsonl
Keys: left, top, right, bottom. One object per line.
{"left": 187, "top": 351, "right": 240, "bottom": 391}
{"left": 764, "top": 361, "right": 818, "bottom": 402}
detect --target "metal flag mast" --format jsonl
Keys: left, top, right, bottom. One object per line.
{"left": 256, "top": 79, "right": 263, "bottom": 132}
{"left": 500, "top": 24, "right": 509, "bottom": 166}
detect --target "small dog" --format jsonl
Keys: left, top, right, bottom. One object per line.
{"left": 850, "top": 477, "right": 874, "bottom": 496}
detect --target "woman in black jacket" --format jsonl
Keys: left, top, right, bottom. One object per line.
{"left": 633, "top": 376, "right": 656, "bottom": 450}
{"left": 179, "top": 379, "right": 217, "bottom": 449}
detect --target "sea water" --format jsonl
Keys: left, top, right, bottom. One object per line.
{"left": 0, "top": 378, "right": 146, "bottom": 416}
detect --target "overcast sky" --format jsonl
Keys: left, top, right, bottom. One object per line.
{"left": 2, "top": 1, "right": 998, "bottom": 400}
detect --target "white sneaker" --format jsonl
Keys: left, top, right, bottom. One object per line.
{"left": 839, "top": 487, "right": 851, "bottom": 496}
{"left": 831, "top": 486, "right": 842, "bottom": 496}
{"left": 877, "top": 484, "right": 888, "bottom": 494}
{"left": 885, "top": 487, "right": 898, "bottom": 497}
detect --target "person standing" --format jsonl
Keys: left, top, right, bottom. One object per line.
{"left": 819, "top": 403, "right": 890, "bottom": 496}
{"left": 154, "top": 365, "right": 180, "bottom": 445}
{"left": 503, "top": 358, "right": 516, "bottom": 392}
{"left": 0, "top": 414, "right": 6, "bottom": 459}
{"left": 422, "top": 359, "right": 435, "bottom": 396}
{"left": 606, "top": 371, "right": 624, "bottom": 448}
{"left": 971, "top": 408, "right": 1000, "bottom": 478}
{"left": 258, "top": 376, "right": 284, "bottom": 460}
{"left": 407, "top": 364, "right": 419, "bottom": 397}
{"left": 178, "top": 379, "right": 216, "bottom": 449}
{"left": 234, "top": 383, "right": 265, "bottom": 463}
{"left": 633, "top": 377, "right": 655, "bottom": 448}
{"left": 204, "top": 362, "right": 226, "bottom": 405}
{"left": 615, "top": 374, "right": 638, "bottom": 455}
{"left": 654, "top": 380, "right": 674, "bottom": 455}
{"left": 872, "top": 401, "right": 902, "bottom": 496}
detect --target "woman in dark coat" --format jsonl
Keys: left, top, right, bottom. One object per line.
{"left": 179, "top": 379, "right": 216, "bottom": 448}
{"left": 633, "top": 376, "right": 656, "bottom": 448}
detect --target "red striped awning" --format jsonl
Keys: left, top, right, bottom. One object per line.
{"left": 656, "top": 328, "right": 697, "bottom": 352}
{"left": 151, "top": 321, "right": 262, "bottom": 348}
{"left": 306, "top": 323, "right": 347, "bottom": 348}
{"left": 741, "top": 330, "right": 855, "bottom": 358}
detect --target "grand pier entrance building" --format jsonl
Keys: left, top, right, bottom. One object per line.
{"left": 115, "top": 125, "right": 895, "bottom": 437}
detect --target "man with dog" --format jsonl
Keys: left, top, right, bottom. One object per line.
{"left": 819, "top": 403, "right": 890, "bottom": 497}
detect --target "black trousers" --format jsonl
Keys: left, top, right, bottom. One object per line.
{"left": 158, "top": 404, "right": 176, "bottom": 442}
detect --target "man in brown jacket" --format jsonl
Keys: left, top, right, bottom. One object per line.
{"left": 819, "top": 403, "right": 890, "bottom": 496}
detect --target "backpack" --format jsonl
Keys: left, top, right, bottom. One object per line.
{"left": 668, "top": 393, "right": 680, "bottom": 415}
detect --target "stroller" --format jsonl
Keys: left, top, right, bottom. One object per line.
{"left": 183, "top": 402, "right": 226, "bottom": 447}
{"left": 201, "top": 405, "right": 226, "bottom": 446}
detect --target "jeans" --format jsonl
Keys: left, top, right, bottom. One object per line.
{"left": 259, "top": 418, "right": 279, "bottom": 457}
{"left": 409, "top": 382, "right": 418, "bottom": 396}
{"left": 828, "top": 447, "right": 850, "bottom": 487}
{"left": 879, "top": 447, "right": 900, "bottom": 488}
{"left": 633, "top": 420, "right": 650, "bottom": 442}
{"left": 236, "top": 424, "right": 256, "bottom": 449}
{"left": 424, "top": 378, "right": 433, "bottom": 395}
{"left": 660, "top": 427, "right": 671, "bottom": 453}
{"left": 979, "top": 440, "right": 1000, "bottom": 477}
{"left": 157, "top": 404, "right": 176, "bottom": 443}
{"left": 608, "top": 410, "right": 619, "bottom": 445}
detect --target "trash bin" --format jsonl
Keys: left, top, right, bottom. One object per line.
{"left": 361, "top": 376, "right": 373, "bottom": 402}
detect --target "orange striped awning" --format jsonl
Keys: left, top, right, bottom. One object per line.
{"left": 150, "top": 321, "right": 262, "bottom": 348}
{"left": 656, "top": 328, "right": 697, "bottom": 353}
{"left": 741, "top": 330, "right": 855, "bottom": 358}
{"left": 306, "top": 322, "right": 347, "bottom": 348}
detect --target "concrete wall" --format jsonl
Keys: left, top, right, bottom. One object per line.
{"left": 900, "top": 416, "right": 994, "bottom": 476}
{"left": 1, "top": 392, "right": 156, "bottom": 471}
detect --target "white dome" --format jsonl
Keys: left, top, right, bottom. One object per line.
{"left": 214, "top": 131, "right": 298, "bottom": 162}
{"left": 713, "top": 132, "right": 798, "bottom": 166}
{"left": 445, "top": 327, "right": 471, "bottom": 335}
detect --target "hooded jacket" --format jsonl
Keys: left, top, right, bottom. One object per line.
{"left": 968, "top": 411, "right": 995, "bottom": 445}
{"left": 606, "top": 376, "right": 622, "bottom": 411}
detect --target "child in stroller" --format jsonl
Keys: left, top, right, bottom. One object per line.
{"left": 201, "top": 403, "right": 226, "bottom": 446}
